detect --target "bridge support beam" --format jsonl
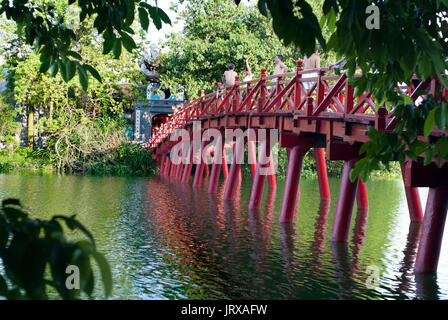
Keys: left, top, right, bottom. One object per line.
{"left": 176, "top": 158, "right": 184, "bottom": 181}
{"left": 248, "top": 140, "right": 257, "bottom": 180}
{"left": 164, "top": 157, "right": 171, "bottom": 176}
{"left": 170, "top": 159, "right": 177, "bottom": 177}
{"left": 208, "top": 147, "right": 223, "bottom": 194}
{"left": 160, "top": 155, "right": 166, "bottom": 176}
{"left": 401, "top": 165, "right": 423, "bottom": 223}
{"left": 314, "top": 148, "right": 331, "bottom": 201}
{"left": 356, "top": 180, "right": 369, "bottom": 210}
{"left": 331, "top": 159, "right": 359, "bottom": 242}
{"left": 222, "top": 147, "right": 229, "bottom": 179}
{"left": 223, "top": 138, "right": 244, "bottom": 200}
{"left": 182, "top": 141, "right": 194, "bottom": 183}
{"left": 279, "top": 145, "right": 306, "bottom": 223}
{"left": 249, "top": 142, "right": 270, "bottom": 210}
{"left": 268, "top": 155, "right": 276, "bottom": 189}
{"left": 193, "top": 141, "right": 207, "bottom": 188}
{"left": 414, "top": 185, "right": 448, "bottom": 274}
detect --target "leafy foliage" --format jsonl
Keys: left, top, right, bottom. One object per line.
{"left": 0, "top": 0, "right": 171, "bottom": 90}
{"left": 0, "top": 199, "right": 112, "bottom": 299}
{"left": 351, "top": 96, "right": 448, "bottom": 182}
{"left": 3, "top": 8, "right": 150, "bottom": 174}
{"left": 251, "top": 0, "right": 448, "bottom": 180}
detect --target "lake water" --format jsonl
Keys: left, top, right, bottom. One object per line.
{"left": 0, "top": 173, "right": 447, "bottom": 299}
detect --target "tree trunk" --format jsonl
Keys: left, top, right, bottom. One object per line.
{"left": 28, "top": 106, "right": 34, "bottom": 148}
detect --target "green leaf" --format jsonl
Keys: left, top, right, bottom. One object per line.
{"left": 58, "top": 60, "right": 68, "bottom": 82}
{"left": 50, "top": 62, "right": 59, "bottom": 77}
{"left": 120, "top": 32, "right": 136, "bottom": 53}
{"left": 436, "top": 104, "right": 446, "bottom": 131}
{"left": 112, "top": 38, "right": 122, "bottom": 59}
{"left": 424, "top": 108, "right": 437, "bottom": 137}
{"left": 103, "top": 31, "right": 114, "bottom": 55}
{"left": 138, "top": 7, "right": 149, "bottom": 31}
{"left": 409, "top": 140, "right": 427, "bottom": 156}
{"left": 39, "top": 59, "right": 51, "bottom": 73}
{"left": 66, "top": 60, "right": 76, "bottom": 81}
{"left": 2, "top": 199, "right": 21, "bottom": 208}
{"left": 424, "top": 146, "right": 435, "bottom": 165}
{"left": 53, "top": 215, "right": 95, "bottom": 247}
{"left": 0, "top": 275, "right": 7, "bottom": 297}
{"left": 258, "top": 0, "right": 268, "bottom": 16}
{"left": 91, "top": 251, "right": 112, "bottom": 298}
{"left": 67, "top": 50, "right": 82, "bottom": 61}
{"left": 77, "top": 65, "right": 88, "bottom": 91}
{"left": 83, "top": 64, "right": 102, "bottom": 83}
{"left": 158, "top": 7, "right": 171, "bottom": 24}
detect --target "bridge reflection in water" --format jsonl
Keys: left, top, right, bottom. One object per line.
{"left": 1, "top": 173, "right": 446, "bottom": 299}
{"left": 139, "top": 174, "right": 446, "bottom": 299}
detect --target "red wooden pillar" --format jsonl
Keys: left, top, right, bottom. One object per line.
{"left": 249, "top": 142, "right": 269, "bottom": 210}
{"left": 314, "top": 148, "right": 331, "bottom": 201}
{"left": 267, "top": 154, "right": 276, "bottom": 188}
{"left": 414, "top": 185, "right": 448, "bottom": 274}
{"left": 401, "top": 165, "right": 424, "bottom": 223}
{"left": 356, "top": 180, "right": 369, "bottom": 210}
{"left": 175, "top": 157, "right": 184, "bottom": 181}
{"left": 279, "top": 145, "right": 306, "bottom": 223}
{"left": 164, "top": 158, "right": 171, "bottom": 176}
{"left": 222, "top": 147, "right": 229, "bottom": 178}
{"left": 182, "top": 141, "right": 194, "bottom": 183}
{"left": 204, "top": 163, "right": 210, "bottom": 177}
{"left": 160, "top": 155, "right": 166, "bottom": 176}
{"left": 208, "top": 146, "right": 223, "bottom": 194}
{"left": 248, "top": 140, "right": 257, "bottom": 180}
{"left": 170, "top": 161, "right": 177, "bottom": 177}
{"left": 193, "top": 141, "right": 207, "bottom": 188}
{"left": 331, "top": 159, "right": 360, "bottom": 242}
{"left": 223, "top": 138, "right": 244, "bottom": 200}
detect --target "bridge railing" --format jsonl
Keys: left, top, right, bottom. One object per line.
{"left": 146, "top": 61, "right": 439, "bottom": 150}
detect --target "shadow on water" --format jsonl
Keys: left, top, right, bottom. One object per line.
{"left": 1, "top": 173, "right": 448, "bottom": 299}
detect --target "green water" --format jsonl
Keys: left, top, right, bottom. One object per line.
{"left": 0, "top": 173, "right": 447, "bottom": 299}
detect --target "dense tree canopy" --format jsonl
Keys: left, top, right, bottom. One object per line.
{"left": 158, "top": 0, "right": 335, "bottom": 98}
{"left": 0, "top": 0, "right": 171, "bottom": 90}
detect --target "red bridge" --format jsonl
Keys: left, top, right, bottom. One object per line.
{"left": 147, "top": 61, "right": 448, "bottom": 275}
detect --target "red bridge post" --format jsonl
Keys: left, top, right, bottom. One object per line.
{"left": 222, "top": 147, "right": 229, "bottom": 178}
{"left": 279, "top": 145, "right": 306, "bottom": 223}
{"left": 249, "top": 141, "right": 270, "bottom": 210}
{"left": 175, "top": 150, "right": 184, "bottom": 181}
{"left": 193, "top": 140, "right": 207, "bottom": 188}
{"left": 208, "top": 143, "right": 223, "bottom": 194}
{"left": 248, "top": 140, "right": 257, "bottom": 180}
{"left": 356, "top": 180, "right": 369, "bottom": 210}
{"left": 181, "top": 140, "right": 194, "bottom": 183}
{"left": 401, "top": 164, "right": 423, "bottom": 223}
{"left": 223, "top": 137, "right": 245, "bottom": 200}
{"left": 160, "top": 155, "right": 166, "bottom": 176}
{"left": 268, "top": 154, "right": 276, "bottom": 189}
{"left": 331, "top": 159, "right": 360, "bottom": 242}
{"left": 170, "top": 156, "right": 177, "bottom": 177}
{"left": 314, "top": 148, "right": 331, "bottom": 201}
{"left": 414, "top": 185, "right": 448, "bottom": 273}
{"left": 164, "top": 157, "right": 171, "bottom": 176}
